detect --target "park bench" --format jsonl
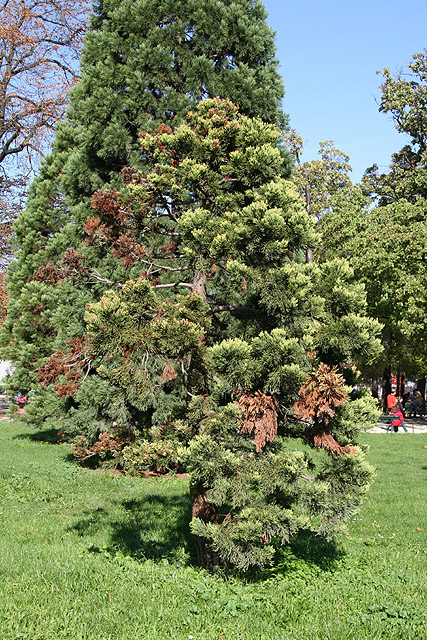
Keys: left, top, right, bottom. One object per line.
{"left": 378, "top": 414, "right": 393, "bottom": 431}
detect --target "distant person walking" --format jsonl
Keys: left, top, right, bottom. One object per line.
{"left": 408, "top": 390, "right": 418, "bottom": 418}
{"left": 414, "top": 390, "right": 424, "bottom": 418}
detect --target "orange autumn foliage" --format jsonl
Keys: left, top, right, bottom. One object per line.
{"left": 0, "top": 0, "right": 89, "bottom": 164}
{"left": 0, "top": 273, "right": 8, "bottom": 324}
{"left": 0, "top": 0, "right": 90, "bottom": 272}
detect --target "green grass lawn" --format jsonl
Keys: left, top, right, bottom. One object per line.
{"left": 0, "top": 420, "right": 425, "bottom": 640}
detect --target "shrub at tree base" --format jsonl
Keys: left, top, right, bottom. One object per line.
{"left": 38, "top": 99, "right": 381, "bottom": 570}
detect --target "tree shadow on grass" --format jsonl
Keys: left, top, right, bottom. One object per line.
{"left": 69, "top": 490, "right": 197, "bottom": 565}
{"left": 14, "top": 427, "right": 68, "bottom": 445}
{"left": 240, "top": 530, "right": 345, "bottom": 584}
{"left": 287, "top": 528, "right": 345, "bottom": 568}
{"left": 11, "top": 427, "right": 348, "bottom": 578}
{"left": 70, "top": 493, "right": 345, "bottom": 580}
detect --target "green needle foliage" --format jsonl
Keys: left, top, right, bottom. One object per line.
{"left": 39, "top": 98, "right": 382, "bottom": 570}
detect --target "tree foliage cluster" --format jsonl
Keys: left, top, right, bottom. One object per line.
{"left": 285, "top": 132, "right": 354, "bottom": 222}
{"left": 1, "top": 0, "right": 288, "bottom": 395}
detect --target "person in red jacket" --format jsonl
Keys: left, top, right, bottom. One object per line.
{"left": 387, "top": 391, "right": 397, "bottom": 409}
{"left": 16, "top": 393, "right": 28, "bottom": 415}
{"left": 389, "top": 397, "right": 408, "bottom": 432}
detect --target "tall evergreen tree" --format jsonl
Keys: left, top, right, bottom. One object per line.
{"left": 44, "top": 99, "right": 381, "bottom": 570}
{"left": 1, "top": 0, "right": 289, "bottom": 420}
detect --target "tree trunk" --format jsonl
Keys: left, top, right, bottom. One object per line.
{"left": 399, "top": 373, "right": 405, "bottom": 398}
{"left": 190, "top": 481, "right": 228, "bottom": 571}
{"left": 193, "top": 271, "right": 207, "bottom": 301}
{"left": 371, "top": 378, "right": 379, "bottom": 400}
{"left": 416, "top": 378, "right": 426, "bottom": 398}
{"left": 382, "top": 366, "right": 391, "bottom": 412}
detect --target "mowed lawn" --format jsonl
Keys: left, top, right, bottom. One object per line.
{"left": 0, "top": 420, "right": 425, "bottom": 640}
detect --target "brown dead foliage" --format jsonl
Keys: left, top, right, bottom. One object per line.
{"left": 33, "top": 249, "right": 89, "bottom": 284}
{"left": 91, "top": 190, "right": 124, "bottom": 221}
{"left": 37, "top": 337, "right": 90, "bottom": 397}
{"left": 237, "top": 391, "right": 278, "bottom": 452}
{"left": 71, "top": 431, "right": 131, "bottom": 465}
{"left": 293, "top": 363, "right": 348, "bottom": 426}
{"left": 314, "top": 432, "right": 358, "bottom": 456}
{"left": 293, "top": 363, "right": 358, "bottom": 457}
{"left": 111, "top": 231, "right": 149, "bottom": 267}
{"left": 157, "top": 124, "right": 173, "bottom": 135}
{"left": 160, "top": 360, "right": 178, "bottom": 382}
{"left": 86, "top": 189, "right": 151, "bottom": 267}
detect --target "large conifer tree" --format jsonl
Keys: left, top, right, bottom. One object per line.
{"left": 44, "top": 99, "right": 382, "bottom": 570}
{"left": 2, "top": 0, "right": 289, "bottom": 420}
{"left": 1, "top": 0, "right": 384, "bottom": 570}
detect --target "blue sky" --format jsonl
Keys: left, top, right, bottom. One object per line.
{"left": 264, "top": 0, "right": 427, "bottom": 181}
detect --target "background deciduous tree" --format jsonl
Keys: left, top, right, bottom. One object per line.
{"left": 361, "top": 50, "right": 427, "bottom": 205}
{"left": 0, "top": 0, "right": 89, "bottom": 294}
{"left": 0, "top": 0, "right": 89, "bottom": 188}
{"left": 318, "top": 50, "right": 427, "bottom": 397}
{"left": 286, "top": 131, "right": 354, "bottom": 223}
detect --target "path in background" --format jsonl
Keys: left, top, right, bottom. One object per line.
{"left": 369, "top": 415, "right": 427, "bottom": 434}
